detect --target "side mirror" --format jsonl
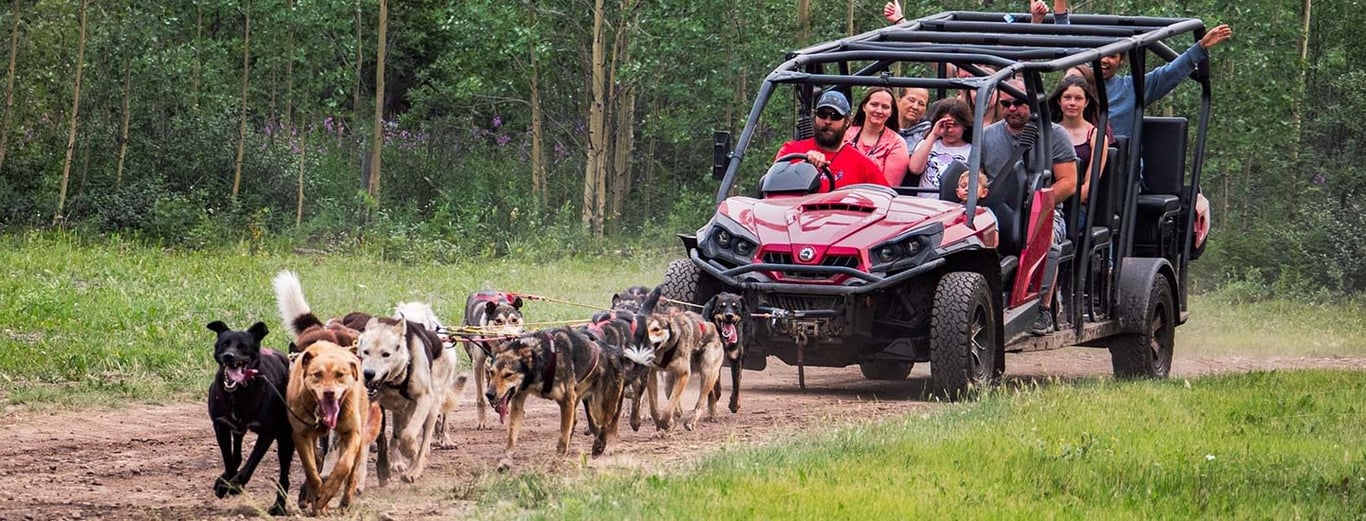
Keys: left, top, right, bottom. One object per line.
{"left": 712, "top": 131, "right": 732, "bottom": 181}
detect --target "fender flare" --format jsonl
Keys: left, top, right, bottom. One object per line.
{"left": 1115, "top": 257, "right": 1178, "bottom": 334}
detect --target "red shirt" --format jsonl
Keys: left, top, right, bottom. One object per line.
{"left": 775, "top": 139, "right": 889, "bottom": 190}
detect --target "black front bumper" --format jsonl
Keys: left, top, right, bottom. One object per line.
{"left": 690, "top": 249, "right": 945, "bottom": 296}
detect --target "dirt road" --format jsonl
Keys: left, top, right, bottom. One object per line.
{"left": 2, "top": 349, "right": 1363, "bottom": 520}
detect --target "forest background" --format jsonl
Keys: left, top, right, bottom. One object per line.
{"left": 0, "top": 0, "right": 1355, "bottom": 299}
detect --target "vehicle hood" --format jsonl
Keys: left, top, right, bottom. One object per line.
{"left": 719, "top": 190, "right": 959, "bottom": 251}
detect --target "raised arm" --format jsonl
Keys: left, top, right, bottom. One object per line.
{"left": 1143, "top": 24, "right": 1232, "bottom": 105}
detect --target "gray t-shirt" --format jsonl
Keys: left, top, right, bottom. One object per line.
{"left": 980, "top": 120, "right": 1076, "bottom": 182}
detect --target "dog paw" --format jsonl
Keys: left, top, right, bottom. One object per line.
{"left": 683, "top": 420, "right": 696, "bottom": 431}
{"left": 213, "top": 476, "right": 242, "bottom": 498}
{"left": 268, "top": 502, "right": 289, "bottom": 517}
{"left": 400, "top": 472, "right": 418, "bottom": 484}
{"left": 392, "top": 461, "right": 409, "bottom": 476}
{"left": 497, "top": 458, "right": 514, "bottom": 472}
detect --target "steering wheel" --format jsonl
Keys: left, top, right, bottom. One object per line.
{"left": 774, "top": 152, "right": 838, "bottom": 193}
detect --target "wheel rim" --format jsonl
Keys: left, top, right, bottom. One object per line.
{"left": 969, "top": 302, "right": 991, "bottom": 380}
{"left": 1149, "top": 303, "right": 1171, "bottom": 374}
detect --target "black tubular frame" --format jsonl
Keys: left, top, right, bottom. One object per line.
{"left": 715, "top": 10, "right": 1211, "bottom": 317}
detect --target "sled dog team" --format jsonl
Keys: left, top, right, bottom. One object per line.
{"left": 206, "top": 270, "right": 749, "bottom": 515}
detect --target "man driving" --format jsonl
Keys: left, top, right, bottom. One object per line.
{"left": 774, "top": 90, "right": 888, "bottom": 190}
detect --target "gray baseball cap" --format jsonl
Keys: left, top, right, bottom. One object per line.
{"left": 815, "top": 91, "right": 851, "bottom": 117}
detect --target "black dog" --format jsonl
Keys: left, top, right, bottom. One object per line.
{"left": 610, "top": 286, "right": 651, "bottom": 313}
{"left": 702, "top": 292, "right": 748, "bottom": 414}
{"left": 207, "top": 320, "right": 294, "bottom": 516}
{"left": 580, "top": 312, "right": 653, "bottom": 432}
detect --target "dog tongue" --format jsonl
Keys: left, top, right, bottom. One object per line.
{"left": 720, "top": 323, "right": 738, "bottom": 344}
{"left": 226, "top": 367, "right": 247, "bottom": 384}
{"left": 320, "top": 397, "right": 341, "bottom": 430}
{"left": 496, "top": 397, "right": 509, "bottom": 425}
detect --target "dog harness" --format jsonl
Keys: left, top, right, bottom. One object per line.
{"left": 531, "top": 330, "right": 601, "bottom": 396}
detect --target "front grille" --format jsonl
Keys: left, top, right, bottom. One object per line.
{"left": 822, "top": 255, "right": 860, "bottom": 269}
{"left": 769, "top": 294, "right": 842, "bottom": 314}
{"left": 763, "top": 252, "right": 793, "bottom": 264}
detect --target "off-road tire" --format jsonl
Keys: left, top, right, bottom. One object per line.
{"left": 662, "top": 258, "right": 717, "bottom": 306}
{"left": 929, "top": 272, "right": 1001, "bottom": 400}
{"left": 1108, "top": 279, "right": 1175, "bottom": 379}
{"left": 859, "top": 361, "right": 913, "bottom": 380}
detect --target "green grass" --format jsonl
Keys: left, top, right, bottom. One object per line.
{"left": 1182, "top": 297, "right": 1366, "bottom": 356}
{"left": 0, "top": 231, "right": 669, "bottom": 408}
{"left": 532, "top": 371, "right": 1366, "bottom": 520}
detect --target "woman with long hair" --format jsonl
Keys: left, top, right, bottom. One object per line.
{"left": 1047, "top": 75, "right": 1113, "bottom": 203}
{"left": 845, "top": 87, "right": 910, "bottom": 185}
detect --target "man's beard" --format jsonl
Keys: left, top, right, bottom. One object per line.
{"left": 814, "top": 125, "right": 843, "bottom": 148}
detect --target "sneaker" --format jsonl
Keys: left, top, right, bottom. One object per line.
{"left": 1031, "top": 308, "right": 1055, "bottom": 336}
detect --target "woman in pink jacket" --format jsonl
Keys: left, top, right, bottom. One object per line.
{"left": 844, "top": 87, "right": 911, "bottom": 186}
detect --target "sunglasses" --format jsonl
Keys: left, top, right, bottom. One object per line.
{"left": 815, "top": 110, "right": 844, "bottom": 120}
{"left": 998, "top": 99, "right": 1028, "bottom": 108}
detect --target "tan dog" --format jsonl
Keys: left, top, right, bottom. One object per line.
{"left": 639, "top": 287, "right": 725, "bottom": 431}
{"left": 286, "top": 340, "right": 370, "bottom": 515}
{"left": 485, "top": 328, "right": 624, "bottom": 468}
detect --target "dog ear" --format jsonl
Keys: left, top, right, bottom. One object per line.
{"left": 641, "top": 286, "right": 663, "bottom": 315}
{"left": 510, "top": 296, "right": 524, "bottom": 309}
{"left": 248, "top": 321, "right": 269, "bottom": 342}
{"left": 299, "top": 349, "right": 315, "bottom": 368}
{"left": 288, "top": 341, "right": 299, "bottom": 354}
{"left": 206, "top": 321, "right": 229, "bottom": 335}
{"left": 483, "top": 301, "right": 498, "bottom": 321}
{"left": 701, "top": 295, "right": 717, "bottom": 323}
{"left": 365, "top": 317, "right": 380, "bottom": 332}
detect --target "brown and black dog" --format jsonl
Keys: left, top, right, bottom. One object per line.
{"left": 639, "top": 287, "right": 725, "bottom": 432}
{"left": 586, "top": 309, "right": 653, "bottom": 432}
{"left": 702, "top": 292, "right": 748, "bottom": 414}
{"left": 484, "top": 327, "right": 625, "bottom": 467}
{"left": 272, "top": 271, "right": 362, "bottom": 353}
{"left": 462, "top": 290, "right": 525, "bottom": 430}
{"left": 286, "top": 340, "right": 377, "bottom": 515}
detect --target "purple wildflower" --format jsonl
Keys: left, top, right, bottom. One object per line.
{"left": 493, "top": 115, "right": 503, "bottom": 128}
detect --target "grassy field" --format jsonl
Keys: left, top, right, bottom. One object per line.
{"left": 4, "top": 231, "right": 1366, "bottom": 408}
{"left": 0, "top": 232, "right": 669, "bottom": 407}
{"left": 523, "top": 370, "right": 1366, "bottom": 519}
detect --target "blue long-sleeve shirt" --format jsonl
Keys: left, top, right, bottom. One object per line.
{"left": 1104, "top": 44, "right": 1209, "bottom": 136}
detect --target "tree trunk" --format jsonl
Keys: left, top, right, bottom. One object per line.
{"left": 0, "top": 0, "right": 20, "bottom": 173}
{"left": 610, "top": 88, "right": 635, "bottom": 223}
{"left": 797, "top": 0, "right": 810, "bottom": 44}
{"left": 354, "top": 0, "right": 363, "bottom": 118}
{"left": 1288, "top": 0, "right": 1311, "bottom": 217}
{"left": 367, "top": 0, "right": 387, "bottom": 198}
{"left": 296, "top": 123, "right": 307, "bottom": 226}
{"left": 54, "top": 0, "right": 89, "bottom": 227}
{"left": 115, "top": 48, "right": 132, "bottom": 188}
{"left": 582, "top": 0, "right": 608, "bottom": 236}
{"left": 528, "top": 0, "right": 546, "bottom": 210}
{"left": 285, "top": 0, "right": 294, "bottom": 131}
{"left": 192, "top": 6, "right": 201, "bottom": 111}
{"left": 231, "top": 2, "right": 252, "bottom": 200}
{"left": 847, "top": 0, "right": 855, "bottom": 36}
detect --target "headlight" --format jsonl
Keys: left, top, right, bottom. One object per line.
{"left": 876, "top": 244, "right": 901, "bottom": 263}
{"left": 904, "top": 240, "right": 921, "bottom": 256}
{"left": 715, "top": 229, "right": 733, "bottom": 248}
{"left": 734, "top": 240, "right": 755, "bottom": 256}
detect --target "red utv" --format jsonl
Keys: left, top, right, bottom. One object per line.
{"left": 663, "top": 11, "right": 1214, "bottom": 399}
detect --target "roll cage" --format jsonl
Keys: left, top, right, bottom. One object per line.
{"left": 713, "top": 10, "right": 1212, "bottom": 318}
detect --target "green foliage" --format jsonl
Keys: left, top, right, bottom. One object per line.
{"left": 535, "top": 371, "right": 1366, "bottom": 519}
{"left": 1, "top": 0, "right": 1365, "bottom": 298}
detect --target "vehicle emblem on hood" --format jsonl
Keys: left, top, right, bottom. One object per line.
{"left": 797, "top": 246, "right": 816, "bottom": 262}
